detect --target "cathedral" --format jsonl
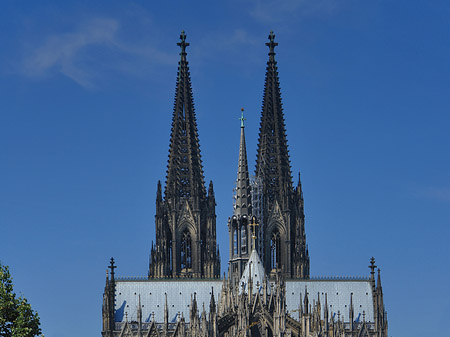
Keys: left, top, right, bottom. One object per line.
{"left": 101, "top": 31, "right": 388, "bottom": 337}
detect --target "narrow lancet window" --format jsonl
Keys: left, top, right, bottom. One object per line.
{"left": 181, "top": 229, "right": 192, "bottom": 270}
{"left": 270, "top": 230, "right": 281, "bottom": 270}
{"left": 233, "top": 228, "right": 238, "bottom": 256}
{"left": 241, "top": 226, "right": 247, "bottom": 254}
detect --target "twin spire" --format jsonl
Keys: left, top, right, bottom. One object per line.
{"left": 165, "top": 30, "right": 205, "bottom": 203}
{"left": 150, "top": 31, "right": 219, "bottom": 279}
{"left": 256, "top": 30, "right": 292, "bottom": 205}
{"left": 236, "top": 30, "right": 289, "bottom": 214}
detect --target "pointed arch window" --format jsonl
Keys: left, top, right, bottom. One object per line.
{"left": 181, "top": 229, "right": 192, "bottom": 270}
{"left": 233, "top": 228, "right": 238, "bottom": 256}
{"left": 241, "top": 226, "right": 247, "bottom": 254}
{"left": 270, "top": 230, "right": 281, "bottom": 270}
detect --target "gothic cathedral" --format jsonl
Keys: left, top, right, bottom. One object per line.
{"left": 102, "top": 31, "right": 388, "bottom": 337}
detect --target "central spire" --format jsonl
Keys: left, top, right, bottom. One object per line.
{"left": 234, "top": 108, "right": 251, "bottom": 217}
{"left": 228, "top": 109, "right": 253, "bottom": 287}
{"left": 165, "top": 31, "right": 205, "bottom": 203}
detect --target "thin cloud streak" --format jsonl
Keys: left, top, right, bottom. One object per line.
{"left": 22, "top": 18, "right": 176, "bottom": 89}
{"left": 23, "top": 18, "right": 119, "bottom": 88}
{"left": 414, "top": 186, "right": 450, "bottom": 204}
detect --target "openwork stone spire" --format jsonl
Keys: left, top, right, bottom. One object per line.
{"left": 254, "top": 32, "right": 309, "bottom": 279}
{"left": 165, "top": 30, "right": 205, "bottom": 203}
{"left": 234, "top": 109, "right": 251, "bottom": 217}
{"left": 149, "top": 32, "right": 220, "bottom": 279}
{"left": 255, "top": 31, "right": 292, "bottom": 205}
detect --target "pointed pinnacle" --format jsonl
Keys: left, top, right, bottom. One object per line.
{"left": 377, "top": 268, "right": 382, "bottom": 289}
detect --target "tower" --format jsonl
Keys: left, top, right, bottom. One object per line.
{"left": 228, "top": 110, "right": 254, "bottom": 287}
{"left": 148, "top": 31, "right": 220, "bottom": 279}
{"left": 255, "top": 31, "right": 309, "bottom": 278}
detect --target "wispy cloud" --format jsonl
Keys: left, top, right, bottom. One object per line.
{"left": 249, "top": 0, "right": 338, "bottom": 23}
{"left": 22, "top": 17, "right": 175, "bottom": 89}
{"left": 23, "top": 18, "right": 118, "bottom": 88}
{"left": 414, "top": 186, "right": 450, "bottom": 204}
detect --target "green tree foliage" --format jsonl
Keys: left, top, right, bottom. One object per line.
{"left": 0, "top": 263, "right": 42, "bottom": 337}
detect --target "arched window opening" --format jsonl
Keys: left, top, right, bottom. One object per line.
{"left": 241, "top": 226, "right": 247, "bottom": 254}
{"left": 168, "top": 238, "right": 173, "bottom": 273}
{"left": 270, "top": 230, "right": 281, "bottom": 270}
{"left": 233, "top": 228, "right": 238, "bottom": 256}
{"left": 181, "top": 230, "right": 192, "bottom": 270}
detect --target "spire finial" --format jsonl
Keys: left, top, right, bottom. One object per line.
{"left": 369, "top": 257, "right": 377, "bottom": 278}
{"left": 239, "top": 108, "right": 246, "bottom": 128}
{"left": 177, "top": 30, "right": 189, "bottom": 57}
{"left": 266, "top": 31, "right": 278, "bottom": 57}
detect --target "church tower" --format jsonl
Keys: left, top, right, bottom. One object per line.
{"left": 148, "top": 31, "right": 220, "bottom": 279}
{"left": 255, "top": 31, "right": 309, "bottom": 278}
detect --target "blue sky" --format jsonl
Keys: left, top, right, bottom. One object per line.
{"left": 1, "top": 1, "right": 449, "bottom": 336}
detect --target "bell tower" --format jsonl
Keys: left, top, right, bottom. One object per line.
{"left": 255, "top": 31, "right": 309, "bottom": 278}
{"left": 148, "top": 31, "right": 220, "bottom": 279}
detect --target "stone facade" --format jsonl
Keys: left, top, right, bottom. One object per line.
{"left": 101, "top": 31, "right": 388, "bottom": 337}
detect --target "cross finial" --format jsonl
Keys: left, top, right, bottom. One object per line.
{"left": 266, "top": 31, "right": 278, "bottom": 57}
{"left": 239, "top": 108, "right": 246, "bottom": 127}
{"left": 177, "top": 30, "right": 189, "bottom": 57}
{"left": 249, "top": 216, "right": 259, "bottom": 250}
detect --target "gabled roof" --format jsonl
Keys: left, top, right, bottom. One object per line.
{"left": 239, "top": 249, "right": 266, "bottom": 294}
